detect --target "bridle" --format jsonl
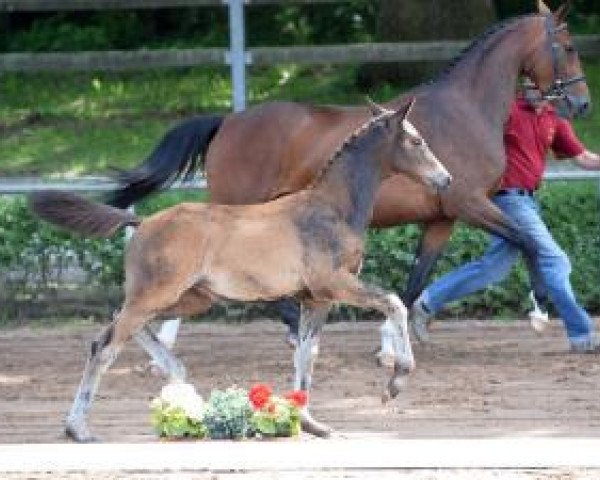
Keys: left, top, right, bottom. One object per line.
{"left": 541, "top": 14, "right": 587, "bottom": 101}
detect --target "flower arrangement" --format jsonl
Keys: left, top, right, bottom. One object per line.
{"left": 150, "top": 382, "right": 307, "bottom": 440}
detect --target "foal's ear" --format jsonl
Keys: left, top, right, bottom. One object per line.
{"left": 554, "top": 0, "right": 573, "bottom": 23}
{"left": 398, "top": 97, "right": 416, "bottom": 123}
{"left": 537, "top": 0, "right": 552, "bottom": 15}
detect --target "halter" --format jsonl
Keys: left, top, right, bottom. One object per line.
{"left": 541, "top": 15, "right": 587, "bottom": 101}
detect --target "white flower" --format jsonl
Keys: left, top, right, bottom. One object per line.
{"left": 159, "top": 383, "right": 205, "bottom": 421}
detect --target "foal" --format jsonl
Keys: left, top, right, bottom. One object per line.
{"left": 30, "top": 99, "right": 451, "bottom": 442}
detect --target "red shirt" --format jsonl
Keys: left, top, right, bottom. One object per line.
{"left": 501, "top": 97, "right": 585, "bottom": 191}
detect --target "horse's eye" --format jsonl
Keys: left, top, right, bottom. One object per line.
{"left": 564, "top": 44, "right": 575, "bottom": 54}
{"left": 411, "top": 137, "right": 423, "bottom": 147}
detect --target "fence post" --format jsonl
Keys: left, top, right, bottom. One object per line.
{"left": 225, "top": 0, "right": 247, "bottom": 112}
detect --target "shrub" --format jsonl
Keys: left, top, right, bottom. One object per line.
{"left": 1, "top": 180, "right": 598, "bottom": 321}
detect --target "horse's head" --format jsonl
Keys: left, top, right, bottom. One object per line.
{"left": 526, "top": 0, "right": 590, "bottom": 118}
{"left": 370, "top": 98, "right": 451, "bottom": 192}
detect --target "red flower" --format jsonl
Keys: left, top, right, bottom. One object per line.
{"left": 284, "top": 390, "right": 308, "bottom": 408}
{"left": 249, "top": 383, "right": 272, "bottom": 409}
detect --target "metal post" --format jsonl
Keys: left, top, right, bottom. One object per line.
{"left": 226, "top": 0, "right": 247, "bottom": 112}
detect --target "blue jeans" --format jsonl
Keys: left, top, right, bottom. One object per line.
{"left": 421, "top": 189, "right": 594, "bottom": 346}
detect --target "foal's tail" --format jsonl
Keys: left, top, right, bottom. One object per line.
{"left": 106, "top": 115, "right": 224, "bottom": 208}
{"left": 30, "top": 190, "right": 141, "bottom": 238}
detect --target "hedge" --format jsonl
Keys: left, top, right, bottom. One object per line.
{"left": 0, "top": 181, "right": 598, "bottom": 322}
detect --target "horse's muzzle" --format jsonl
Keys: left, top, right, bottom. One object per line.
{"left": 564, "top": 95, "right": 592, "bottom": 119}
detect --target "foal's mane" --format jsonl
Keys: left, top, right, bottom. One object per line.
{"left": 434, "top": 13, "right": 541, "bottom": 82}
{"left": 306, "top": 111, "right": 395, "bottom": 190}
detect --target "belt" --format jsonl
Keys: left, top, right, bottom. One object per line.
{"left": 496, "top": 188, "right": 534, "bottom": 197}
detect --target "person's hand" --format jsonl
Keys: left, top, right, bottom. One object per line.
{"left": 573, "top": 150, "right": 600, "bottom": 170}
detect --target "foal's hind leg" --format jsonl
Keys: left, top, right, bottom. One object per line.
{"left": 293, "top": 300, "right": 332, "bottom": 438}
{"left": 138, "top": 288, "right": 213, "bottom": 378}
{"left": 65, "top": 307, "right": 153, "bottom": 442}
{"left": 136, "top": 326, "right": 186, "bottom": 382}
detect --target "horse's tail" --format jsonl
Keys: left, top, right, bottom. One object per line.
{"left": 106, "top": 115, "right": 224, "bottom": 208}
{"left": 29, "top": 190, "right": 141, "bottom": 238}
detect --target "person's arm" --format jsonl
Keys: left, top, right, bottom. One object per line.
{"left": 573, "top": 149, "right": 600, "bottom": 170}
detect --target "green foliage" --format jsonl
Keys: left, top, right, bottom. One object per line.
{"left": 150, "top": 401, "right": 207, "bottom": 439}
{"left": 202, "top": 387, "right": 254, "bottom": 440}
{"left": 2, "top": 181, "right": 597, "bottom": 321}
{"left": 250, "top": 397, "right": 301, "bottom": 438}
{"left": 0, "top": 196, "right": 124, "bottom": 289}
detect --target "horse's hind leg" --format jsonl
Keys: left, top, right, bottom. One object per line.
{"left": 403, "top": 220, "right": 454, "bottom": 305}
{"left": 293, "top": 300, "right": 332, "bottom": 438}
{"left": 66, "top": 307, "right": 153, "bottom": 442}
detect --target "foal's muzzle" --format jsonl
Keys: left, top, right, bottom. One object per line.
{"left": 431, "top": 172, "right": 452, "bottom": 192}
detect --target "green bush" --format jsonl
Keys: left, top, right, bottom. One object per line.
{"left": 1, "top": 181, "right": 598, "bottom": 321}
{"left": 0, "top": 196, "right": 124, "bottom": 289}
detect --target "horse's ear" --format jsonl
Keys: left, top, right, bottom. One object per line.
{"left": 365, "top": 96, "right": 391, "bottom": 117}
{"left": 398, "top": 97, "right": 416, "bottom": 123}
{"left": 537, "top": 0, "right": 552, "bottom": 15}
{"left": 554, "top": 0, "right": 573, "bottom": 23}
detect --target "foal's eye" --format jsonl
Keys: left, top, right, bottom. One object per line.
{"left": 564, "top": 44, "right": 575, "bottom": 54}
{"left": 411, "top": 138, "right": 423, "bottom": 147}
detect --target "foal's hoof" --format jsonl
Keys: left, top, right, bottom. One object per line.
{"left": 65, "top": 424, "right": 100, "bottom": 443}
{"left": 300, "top": 411, "right": 333, "bottom": 438}
{"left": 381, "top": 374, "right": 409, "bottom": 404}
{"left": 375, "top": 351, "right": 395, "bottom": 371}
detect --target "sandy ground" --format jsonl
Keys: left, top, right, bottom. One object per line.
{"left": 1, "top": 318, "right": 599, "bottom": 478}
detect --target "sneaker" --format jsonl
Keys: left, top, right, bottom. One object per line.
{"left": 410, "top": 298, "right": 432, "bottom": 343}
{"left": 570, "top": 337, "right": 600, "bottom": 354}
{"left": 528, "top": 291, "right": 549, "bottom": 334}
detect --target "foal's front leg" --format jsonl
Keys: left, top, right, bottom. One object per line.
{"left": 331, "top": 273, "right": 415, "bottom": 401}
{"left": 294, "top": 300, "right": 332, "bottom": 438}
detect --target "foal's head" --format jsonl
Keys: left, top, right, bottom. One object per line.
{"left": 525, "top": 0, "right": 590, "bottom": 117}
{"left": 369, "top": 99, "right": 452, "bottom": 192}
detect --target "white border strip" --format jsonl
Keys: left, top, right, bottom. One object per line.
{"left": 2, "top": 438, "right": 600, "bottom": 472}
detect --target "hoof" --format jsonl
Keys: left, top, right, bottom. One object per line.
{"left": 300, "top": 411, "right": 333, "bottom": 438}
{"left": 382, "top": 374, "right": 408, "bottom": 404}
{"left": 133, "top": 362, "right": 167, "bottom": 378}
{"left": 286, "top": 332, "right": 299, "bottom": 349}
{"left": 376, "top": 351, "right": 395, "bottom": 370}
{"left": 65, "top": 424, "right": 100, "bottom": 443}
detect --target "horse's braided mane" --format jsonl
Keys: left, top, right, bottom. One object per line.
{"left": 306, "top": 110, "right": 396, "bottom": 190}
{"left": 434, "top": 13, "right": 540, "bottom": 82}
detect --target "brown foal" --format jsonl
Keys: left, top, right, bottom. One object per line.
{"left": 31, "top": 100, "right": 451, "bottom": 442}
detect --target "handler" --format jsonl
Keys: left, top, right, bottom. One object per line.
{"left": 411, "top": 82, "right": 600, "bottom": 353}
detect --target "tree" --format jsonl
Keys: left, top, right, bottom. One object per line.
{"left": 357, "top": 0, "right": 497, "bottom": 88}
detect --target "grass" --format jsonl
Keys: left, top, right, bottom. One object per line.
{"left": 0, "top": 61, "right": 599, "bottom": 177}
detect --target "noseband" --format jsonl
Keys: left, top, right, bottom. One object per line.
{"left": 542, "top": 16, "right": 587, "bottom": 101}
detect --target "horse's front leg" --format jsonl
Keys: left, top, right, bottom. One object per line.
{"left": 294, "top": 299, "right": 332, "bottom": 438}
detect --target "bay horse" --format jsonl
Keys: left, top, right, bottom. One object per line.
{"left": 105, "top": 2, "right": 590, "bottom": 357}
{"left": 30, "top": 100, "right": 451, "bottom": 442}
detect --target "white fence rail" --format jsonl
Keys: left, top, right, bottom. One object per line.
{"left": 0, "top": 171, "right": 598, "bottom": 195}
